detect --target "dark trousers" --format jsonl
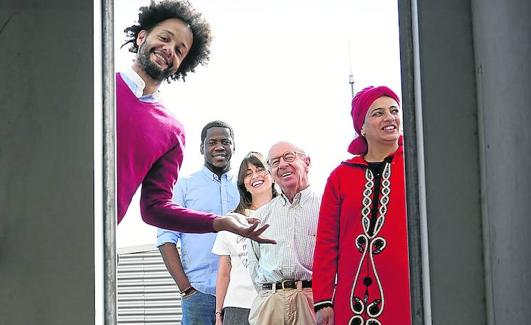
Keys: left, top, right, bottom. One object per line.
{"left": 223, "top": 307, "right": 251, "bottom": 325}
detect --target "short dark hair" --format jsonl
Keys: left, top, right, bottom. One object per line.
{"left": 234, "top": 152, "right": 278, "bottom": 214}
{"left": 122, "top": 0, "right": 212, "bottom": 82}
{"left": 200, "top": 120, "right": 235, "bottom": 145}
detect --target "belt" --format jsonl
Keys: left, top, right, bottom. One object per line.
{"left": 262, "top": 280, "right": 312, "bottom": 290}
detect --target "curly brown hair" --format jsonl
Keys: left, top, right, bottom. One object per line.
{"left": 122, "top": 0, "right": 212, "bottom": 82}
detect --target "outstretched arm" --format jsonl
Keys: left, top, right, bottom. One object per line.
{"left": 141, "top": 145, "right": 217, "bottom": 232}
{"left": 213, "top": 214, "right": 276, "bottom": 244}
{"left": 141, "top": 147, "right": 276, "bottom": 243}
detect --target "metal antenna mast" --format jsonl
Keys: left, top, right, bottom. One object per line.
{"left": 348, "top": 38, "right": 355, "bottom": 98}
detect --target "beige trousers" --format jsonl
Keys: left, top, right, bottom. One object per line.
{"left": 249, "top": 283, "right": 316, "bottom": 325}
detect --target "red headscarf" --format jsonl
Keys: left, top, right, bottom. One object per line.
{"left": 347, "top": 85, "right": 402, "bottom": 155}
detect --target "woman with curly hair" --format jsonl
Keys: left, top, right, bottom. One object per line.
{"left": 116, "top": 0, "right": 273, "bottom": 243}
{"left": 212, "top": 152, "right": 278, "bottom": 325}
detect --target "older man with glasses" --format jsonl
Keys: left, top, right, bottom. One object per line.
{"left": 247, "top": 141, "right": 321, "bottom": 324}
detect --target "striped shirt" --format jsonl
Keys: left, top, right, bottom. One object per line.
{"left": 247, "top": 187, "right": 321, "bottom": 290}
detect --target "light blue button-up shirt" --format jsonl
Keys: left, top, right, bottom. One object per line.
{"left": 157, "top": 166, "right": 239, "bottom": 296}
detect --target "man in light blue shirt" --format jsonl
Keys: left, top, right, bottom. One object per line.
{"left": 158, "top": 120, "right": 239, "bottom": 325}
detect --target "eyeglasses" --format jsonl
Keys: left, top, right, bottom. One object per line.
{"left": 268, "top": 151, "right": 301, "bottom": 168}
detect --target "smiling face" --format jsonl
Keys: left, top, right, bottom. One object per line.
{"left": 201, "top": 127, "right": 234, "bottom": 174}
{"left": 135, "top": 18, "right": 193, "bottom": 82}
{"left": 361, "top": 96, "right": 401, "bottom": 146}
{"left": 243, "top": 162, "right": 273, "bottom": 198}
{"left": 268, "top": 142, "right": 310, "bottom": 200}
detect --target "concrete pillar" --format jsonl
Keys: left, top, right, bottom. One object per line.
{"left": 472, "top": 0, "right": 531, "bottom": 323}
{"left": 400, "top": 0, "right": 531, "bottom": 324}
{"left": 0, "top": 0, "right": 95, "bottom": 323}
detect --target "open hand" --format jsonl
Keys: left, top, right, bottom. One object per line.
{"left": 213, "top": 213, "right": 276, "bottom": 244}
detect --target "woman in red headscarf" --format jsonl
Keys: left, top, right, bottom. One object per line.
{"left": 312, "top": 86, "right": 412, "bottom": 325}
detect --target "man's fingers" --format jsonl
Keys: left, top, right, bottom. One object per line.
{"left": 249, "top": 224, "right": 269, "bottom": 237}
{"left": 225, "top": 212, "right": 247, "bottom": 226}
{"left": 245, "top": 222, "right": 258, "bottom": 232}
{"left": 249, "top": 224, "right": 276, "bottom": 244}
{"left": 237, "top": 222, "right": 276, "bottom": 244}
{"left": 246, "top": 217, "right": 260, "bottom": 225}
{"left": 252, "top": 236, "right": 277, "bottom": 244}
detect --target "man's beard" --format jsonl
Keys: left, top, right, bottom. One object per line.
{"left": 137, "top": 43, "right": 174, "bottom": 82}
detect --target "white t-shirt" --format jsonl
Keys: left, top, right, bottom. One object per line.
{"left": 211, "top": 213, "right": 257, "bottom": 309}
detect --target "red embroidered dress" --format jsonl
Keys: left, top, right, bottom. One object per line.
{"left": 313, "top": 146, "right": 411, "bottom": 325}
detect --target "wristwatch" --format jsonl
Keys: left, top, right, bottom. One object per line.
{"left": 182, "top": 286, "right": 196, "bottom": 296}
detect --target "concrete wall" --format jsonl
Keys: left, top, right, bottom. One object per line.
{"left": 0, "top": 0, "right": 95, "bottom": 324}
{"left": 401, "top": 0, "right": 531, "bottom": 324}
{"left": 414, "top": 1, "right": 486, "bottom": 323}
{"left": 472, "top": 0, "right": 531, "bottom": 323}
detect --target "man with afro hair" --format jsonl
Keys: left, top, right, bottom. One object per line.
{"left": 116, "top": 1, "right": 275, "bottom": 244}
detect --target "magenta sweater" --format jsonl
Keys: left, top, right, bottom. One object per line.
{"left": 116, "top": 73, "right": 216, "bottom": 232}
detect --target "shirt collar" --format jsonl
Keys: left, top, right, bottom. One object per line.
{"left": 200, "top": 165, "right": 233, "bottom": 182}
{"left": 120, "top": 67, "right": 159, "bottom": 102}
{"left": 279, "top": 186, "right": 313, "bottom": 207}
